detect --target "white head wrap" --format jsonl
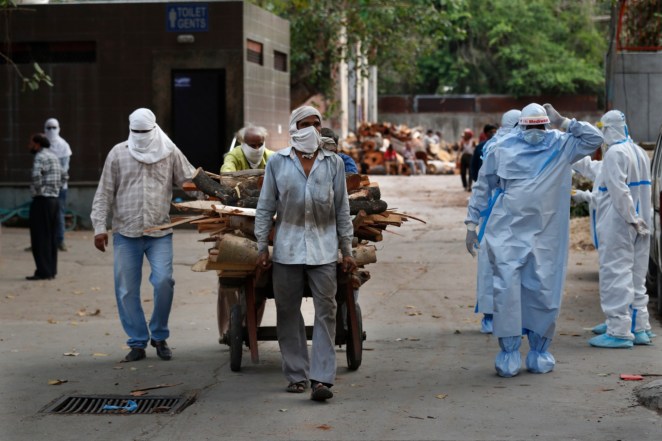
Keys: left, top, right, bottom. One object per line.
{"left": 127, "top": 108, "right": 176, "bottom": 164}
{"left": 289, "top": 106, "right": 322, "bottom": 154}
{"left": 44, "top": 118, "right": 72, "bottom": 158}
{"left": 289, "top": 106, "right": 322, "bottom": 135}
{"left": 599, "top": 110, "right": 628, "bottom": 146}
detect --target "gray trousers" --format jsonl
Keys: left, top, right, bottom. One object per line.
{"left": 272, "top": 262, "right": 337, "bottom": 385}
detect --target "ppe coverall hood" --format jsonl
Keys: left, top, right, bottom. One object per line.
{"left": 599, "top": 110, "right": 629, "bottom": 147}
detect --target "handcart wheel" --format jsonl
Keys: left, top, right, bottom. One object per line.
{"left": 229, "top": 304, "right": 243, "bottom": 372}
{"left": 346, "top": 303, "right": 363, "bottom": 370}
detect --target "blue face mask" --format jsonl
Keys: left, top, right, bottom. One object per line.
{"left": 523, "top": 129, "right": 546, "bottom": 145}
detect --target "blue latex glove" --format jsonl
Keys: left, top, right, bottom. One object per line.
{"left": 465, "top": 229, "right": 479, "bottom": 257}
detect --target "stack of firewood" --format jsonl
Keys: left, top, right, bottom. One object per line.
{"left": 148, "top": 168, "right": 423, "bottom": 283}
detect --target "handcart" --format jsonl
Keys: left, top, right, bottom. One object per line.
{"left": 217, "top": 266, "right": 365, "bottom": 372}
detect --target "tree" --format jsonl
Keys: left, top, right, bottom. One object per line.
{"left": 1, "top": 0, "right": 53, "bottom": 91}
{"left": 249, "top": 0, "right": 463, "bottom": 107}
{"left": 413, "top": 0, "right": 608, "bottom": 96}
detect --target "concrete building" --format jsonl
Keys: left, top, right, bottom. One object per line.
{"left": 1, "top": 0, "right": 290, "bottom": 227}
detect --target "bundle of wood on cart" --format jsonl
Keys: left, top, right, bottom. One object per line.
{"left": 148, "top": 167, "right": 423, "bottom": 287}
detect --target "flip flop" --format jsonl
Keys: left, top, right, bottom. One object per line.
{"left": 310, "top": 383, "right": 333, "bottom": 401}
{"left": 286, "top": 381, "right": 307, "bottom": 393}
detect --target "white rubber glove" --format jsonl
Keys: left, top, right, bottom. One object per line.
{"left": 633, "top": 219, "right": 651, "bottom": 236}
{"left": 465, "top": 223, "right": 479, "bottom": 257}
{"left": 571, "top": 189, "right": 591, "bottom": 203}
{"left": 543, "top": 103, "right": 570, "bottom": 131}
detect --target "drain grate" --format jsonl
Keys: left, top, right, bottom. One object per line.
{"left": 42, "top": 394, "right": 195, "bottom": 415}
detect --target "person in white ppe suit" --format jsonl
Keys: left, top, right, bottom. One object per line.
{"left": 465, "top": 103, "right": 603, "bottom": 377}
{"left": 469, "top": 109, "right": 521, "bottom": 334}
{"left": 571, "top": 157, "right": 602, "bottom": 250}
{"left": 584, "top": 110, "right": 653, "bottom": 348}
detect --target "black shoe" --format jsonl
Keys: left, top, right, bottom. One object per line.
{"left": 122, "top": 348, "right": 146, "bottom": 362}
{"left": 150, "top": 339, "right": 172, "bottom": 360}
{"left": 25, "top": 275, "right": 53, "bottom": 281}
{"left": 310, "top": 383, "right": 333, "bottom": 402}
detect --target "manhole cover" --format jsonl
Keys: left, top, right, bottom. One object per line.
{"left": 42, "top": 394, "right": 195, "bottom": 415}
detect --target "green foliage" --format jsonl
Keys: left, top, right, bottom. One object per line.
{"left": 250, "top": 0, "right": 463, "bottom": 106}
{"left": 412, "top": 0, "right": 607, "bottom": 96}
{"left": 1, "top": 0, "right": 54, "bottom": 91}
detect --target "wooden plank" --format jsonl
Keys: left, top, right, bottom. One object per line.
{"left": 143, "top": 214, "right": 207, "bottom": 233}
{"left": 211, "top": 204, "right": 257, "bottom": 217}
{"left": 190, "top": 217, "right": 225, "bottom": 224}
{"left": 173, "top": 200, "right": 217, "bottom": 212}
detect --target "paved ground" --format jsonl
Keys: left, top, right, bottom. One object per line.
{"left": 1, "top": 175, "right": 661, "bottom": 441}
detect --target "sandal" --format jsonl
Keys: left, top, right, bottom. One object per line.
{"left": 310, "top": 383, "right": 333, "bottom": 401}
{"left": 286, "top": 381, "right": 307, "bottom": 393}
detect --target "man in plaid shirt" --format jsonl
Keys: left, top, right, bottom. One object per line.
{"left": 26, "top": 133, "right": 66, "bottom": 281}
{"left": 91, "top": 108, "right": 195, "bottom": 363}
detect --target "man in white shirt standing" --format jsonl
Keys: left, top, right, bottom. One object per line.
{"left": 91, "top": 108, "right": 196, "bottom": 363}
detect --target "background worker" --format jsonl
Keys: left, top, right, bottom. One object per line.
{"left": 469, "top": 124, "right": 497, "bottom": 183}
{"left": 320, "top": 127, "right": 358, "bottom": 173}
{"left": 26, "top": 133, "right": 65, "bottom": 281}
{"left": 465, "top": 103, "right": 603, "bottom": 377}
{"left": 221, "top": 125, "right": 274, "bottom": 172}
{"left": 44, "top": 118, "right": 72, "bottom": 252}
{"left": 457, "top": 128, "right": 475, "bottom": 191}
{"left": 91, "top": 108, "right": 196, "bottom": 363}
{"left": 217, "top": 125, "right": 273, "bottom": 341}
{"left": 255, "top": 106, "right": 356, "bottom": 402}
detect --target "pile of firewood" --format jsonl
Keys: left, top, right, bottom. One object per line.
{"left": 352, "top": 122, "right": 455, "bottom": 175}
{"left": 148, "top": 167, "right": 423, "bottom": 285}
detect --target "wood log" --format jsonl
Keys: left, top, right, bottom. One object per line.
{"left": 349, "top": 199, "right": 388, "bottom": 215}
{"left": 352, "top": 210, "right": 368, "bottom": 233}
{"left": 355, "top": 226, "right": 383, "bottom": 242}
{"left": 214, "top": 234, "right": 260, "bottom": 269}
{"left": 346, "top": 173, "right": 363, "bottom": 191}
{"left": 192, "top": 167, "right": 238, "bottom": 204}
{"left": 228, "top": 215, "right": 256, "bottom": 237}
{"left": 352, "top": 244, "right": 377, "bottom": 266}
{"left": 348, "top": 186, "right": 381, "bottom": 201}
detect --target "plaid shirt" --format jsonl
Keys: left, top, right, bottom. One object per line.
{"left": 31, "top": 148, "right": 64, "bottom": 198}
{"left": 90, "top": 142, "right": 195, "bottom": 237}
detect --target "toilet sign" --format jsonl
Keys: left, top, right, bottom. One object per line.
{"left": 166, "top": 3, "right": 209, "bottom": 32}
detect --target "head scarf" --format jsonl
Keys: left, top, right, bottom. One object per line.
{"left": 289, "top": 106, "right": 322, "bottom": 154}
{"left": 44, "top": 118, "right": 72, "bottom": 158}
{"left": 127, "top": 108, "right": 176, "bottom": 164}
{"left": 289, "top": 106, "right": 322, "bottom": 135}
{"left": 599, "top": 110, "right": 628, "bottom": 146}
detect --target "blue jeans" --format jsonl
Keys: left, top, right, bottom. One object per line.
{"left": 113, "top": 233, "right": 175, "bottom": 348}
{"left": 57, "top": 188, "right": 67, "bottom": 245}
